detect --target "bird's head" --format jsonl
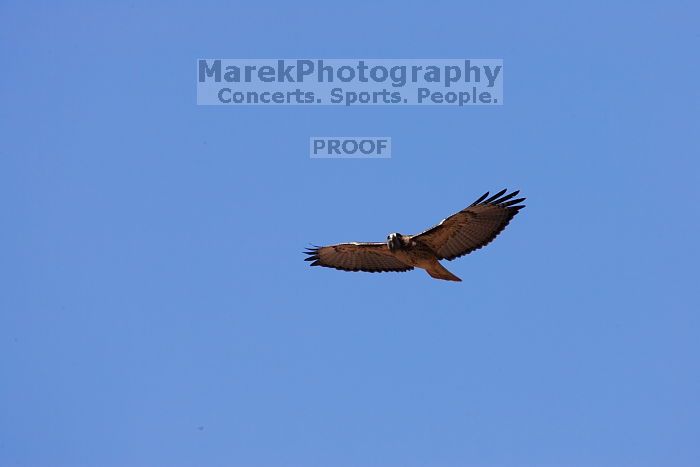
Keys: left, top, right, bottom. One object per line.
{"left": 387, "top": 232, "right": 403, "bottom": 251}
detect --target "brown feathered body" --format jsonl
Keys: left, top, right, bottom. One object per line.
{"left": 388, "top": 234, "right": 462, "bottom": 281}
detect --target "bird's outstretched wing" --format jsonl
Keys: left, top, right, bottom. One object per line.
{"left": 304, "top": 242, "right": 413, "bottom": 273}
{"left": 412, "top": 189, "right": 526, "bottom": 261}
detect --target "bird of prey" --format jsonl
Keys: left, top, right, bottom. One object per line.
{"left": 304, "top": 189, "right": 525, "bottom": 282}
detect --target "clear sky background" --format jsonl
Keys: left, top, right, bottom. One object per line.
{"left": 1, "top": 1, "right": 699, "bottom": 466}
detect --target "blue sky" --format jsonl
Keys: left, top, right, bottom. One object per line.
{"left": 1, "top": 1, "right": 699, "bottom": 466}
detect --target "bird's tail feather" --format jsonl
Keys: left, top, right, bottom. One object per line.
{"left": 426, "top": 262, "right": 462, "bottom": 282}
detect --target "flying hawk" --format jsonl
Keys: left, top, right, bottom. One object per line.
{"left": 304, "top": 189, "right": 525, "bottom": 282}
